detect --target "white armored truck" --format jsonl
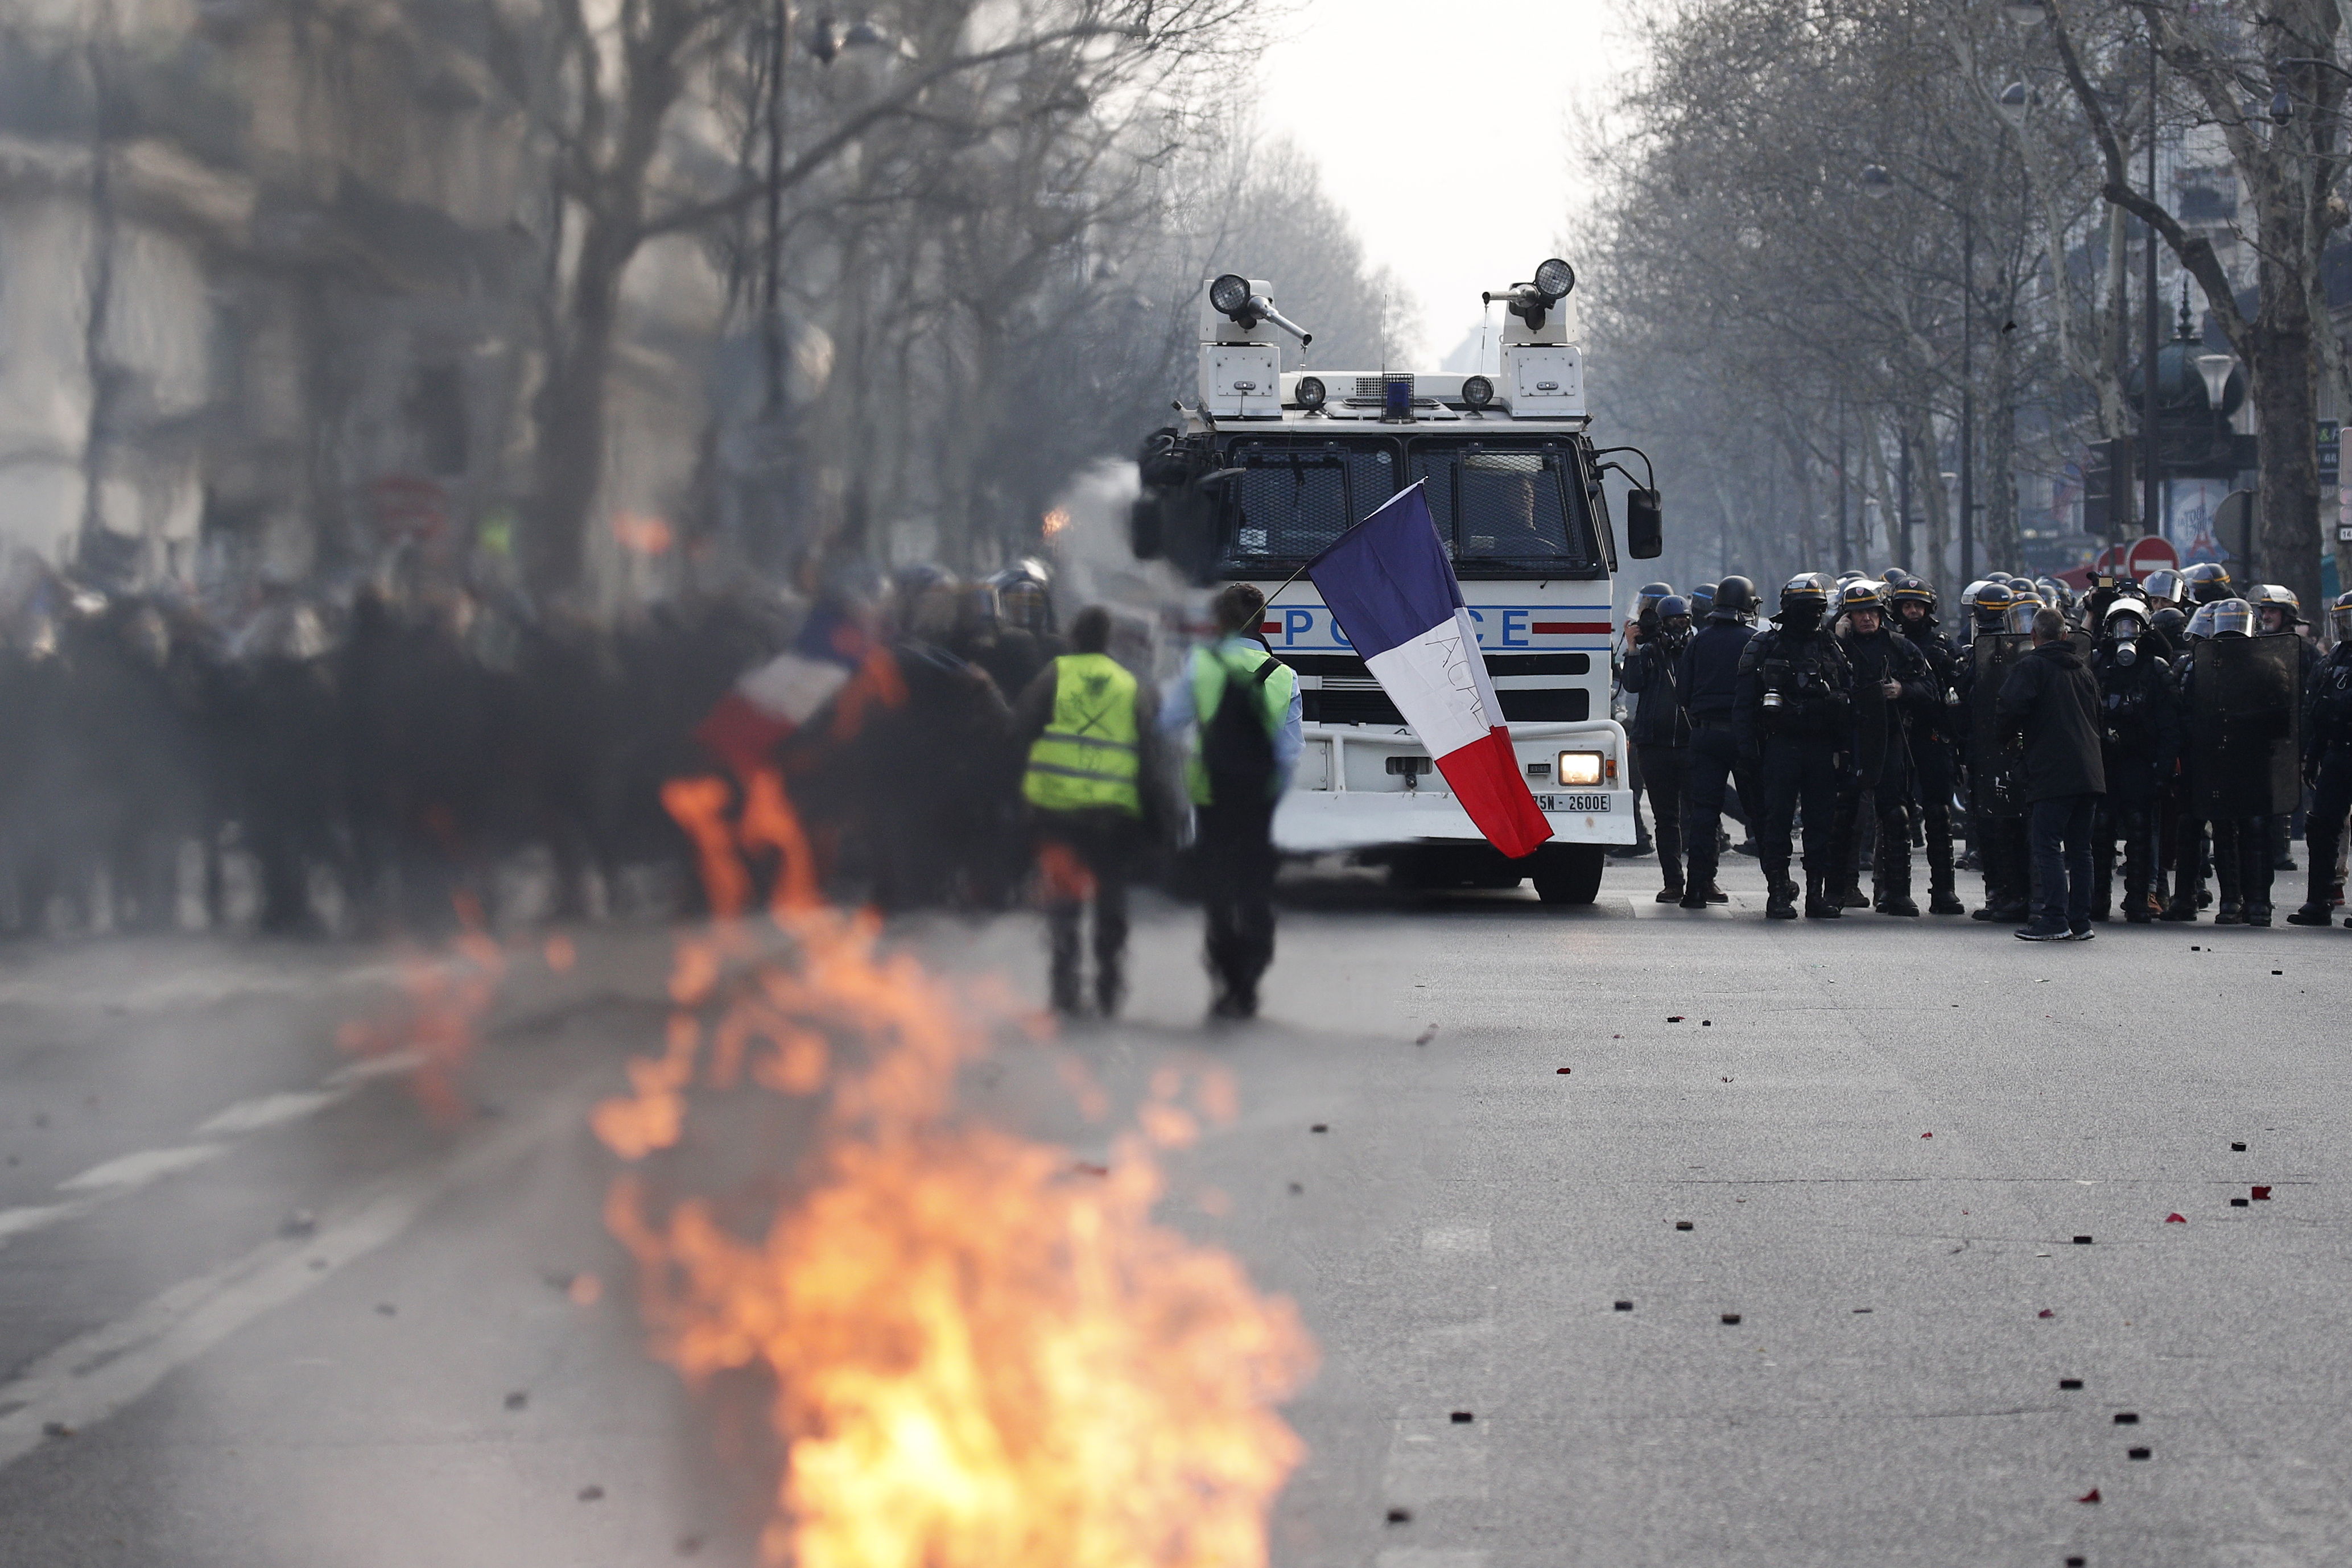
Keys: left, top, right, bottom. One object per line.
{"left": 1129, "top": 261, "right": 1664, "bottom": 904}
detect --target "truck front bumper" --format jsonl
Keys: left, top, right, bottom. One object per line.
{"left": 1272, "top": 719, "right": 1638, "bottom": 853}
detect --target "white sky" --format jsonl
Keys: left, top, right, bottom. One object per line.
{"left": 1253, "top": 0, "right": 1636, "bottom": 365}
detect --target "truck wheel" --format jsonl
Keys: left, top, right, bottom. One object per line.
{"left": 1530, "top": 844, "right": 1605, "bottom": 905}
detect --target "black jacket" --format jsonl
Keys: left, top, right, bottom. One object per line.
{"left": 1996, "top": 641, "right": 2105, "bottom": 802}
{"left": 1734, "top": 621, "right": 1855, "bottom": 752}
{"left": 2305, "top": 642, "right": 2352, "bottom": 762}
{"left": 1897, "top": 621, "right": 1963, "bottom": 744}
{"left": 2091, "top": 643, "right": 2181, "bottom": 777}
{"left": 1676, "top": 616, "right": 1755, "bottom": 723}
{"left": 1619, "top": 634, "right": 1693, "bottom": 747}
{"left": 1835, "top": 623, "right": 1934, "bottom": 785}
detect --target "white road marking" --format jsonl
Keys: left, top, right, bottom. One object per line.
{"left": 0, "top": 1050, "right": 432, "bottom": 1256}
{"left": 0, "top": 1086, "right": 583, "bottom": 1470}
{"left": 56, "top": 1145, "right": 224, "bottom": 1192}
{"left": 1382, "top": 1413, "right": 1491, "bottom": 1504}
{"left": 195, "top": 1090, "right": 341, "bottom": 1137}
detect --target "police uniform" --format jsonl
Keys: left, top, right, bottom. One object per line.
{"left": 1892, "top": 580, "right": 1967, "bottom": 913}
{"left": 1735, "top": 575, "right": 1857, "bottom": 919}
{"left": 1830, "top": 586, "right": 1936, "bottom": 914}
{"left": 2088, "top": 602, "right": 2180, "bottom": 922}
{"left": 1673, "top": 576, "right": 1761, "bottom": 908}
{"left": 2289, "top": 591, "right": 2352, "bottom": 927}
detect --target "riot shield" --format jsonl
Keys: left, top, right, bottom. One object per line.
{"left": 2192, "top": 636, "right": 2301, "bottom": 816}
{"left": 1968, "top": 633, "right": 2031, "bottom": 818}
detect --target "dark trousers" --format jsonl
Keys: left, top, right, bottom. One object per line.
{"left": 1034, "top": 811, "right": 1136, "bottom": 1008}
{"left": 1195, "top": 798, "right": 1277, "bottom": 1006}
{"left": 1758, "top": 734, "right": 1841, "bottom": 882}
{"left": 2303, "top": 755, "right": 2352, "bottom": 902}
{"left": 2209, "top": 813, "right": 2275, "bottom": 911}
{"left": 1911, "top": 735, "right": 1959, "bottom": 891}
{"left": 2028, "top": 793, "right": 2101, "bottom": 930}
{"left": 1637, "top": 743, "right": 1690, "bottom": 887}
{"left": 2091, "top": 772, "right": 2162, "bottom": 917}
{"left": 1833, "top": 750, "right": 1912, "bottom": 894}
{"left": 1682, "top": 725, "right": 1748, "bottom": 889}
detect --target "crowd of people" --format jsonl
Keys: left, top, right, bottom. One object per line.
{"left": 0, "top": 556, "right": 1097, "bottom": 940}
{"left": 1614, "top": 563, "right": 2352, "bottom": 938}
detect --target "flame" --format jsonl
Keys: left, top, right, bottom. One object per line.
{"left": 1041, "top": 507, "right": 1072, "bottom": 538}
{"left": 596, "top": 770, "right": 1315, "bottom": 1568}
{"left": 612, "top": 511, "right": 676, "bottom": 556}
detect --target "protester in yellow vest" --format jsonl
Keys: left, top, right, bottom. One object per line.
{"left": 1158, "top": 583, "right": 1301, "bottom": 1022}
{"left": 1010, "top": 606, "right": 1158, "bottom": 1017}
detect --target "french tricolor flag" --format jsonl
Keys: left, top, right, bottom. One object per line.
{"left": 1307, "top": 482, "right": 1553, "bottom": 860}
{"left": 694, "top": 603, "right": 868, "bottom": 779}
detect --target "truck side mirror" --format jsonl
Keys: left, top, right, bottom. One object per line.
{"left": 1627, "top": 488, "right": 1664, "bottom": 559}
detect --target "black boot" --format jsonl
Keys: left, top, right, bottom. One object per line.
{"left": 1804, "top": 872, "right": 1843, "bottom": 918}
{"left": 2288, "top": 866, "right": 2336, "bottom": 926}
{"left": 1095, "top": 958, "right": 1125, "bottom": 1020}
{"left": 1876, "top": 835, "right": 1919, "bottom": 916}
{"left": 1764, "top": 864, "right": 1797, "bottom": 920}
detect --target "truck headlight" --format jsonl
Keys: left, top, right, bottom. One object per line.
{"left": 1556, "top": 750, "right": 1603, "bottom": 786}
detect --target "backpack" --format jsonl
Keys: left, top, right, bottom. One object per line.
{"left": 1202, "top": 651, "right": 1280, "bottom": 804}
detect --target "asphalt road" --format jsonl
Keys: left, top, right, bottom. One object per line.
{"left": 1, "top": 853, "right": 2347, "bottom": 1568}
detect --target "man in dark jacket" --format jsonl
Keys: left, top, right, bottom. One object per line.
{"left": 1672, "top": 575, "right": 1760, "bottom": 908}
{"left": 1997, "top": 606, "right": 2106, "bottom": 940}
{"left": 1735, "top": 574, "right": 1858, "bottom": 919}
{"left": 1619, "top": 594, "right": 1695, "bottom": 902}
{"left": 1830, "top": 582, "right": 1936, "bottom": 914}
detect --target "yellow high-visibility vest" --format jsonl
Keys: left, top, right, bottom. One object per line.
{"left": 1023, "top": 653, "right": 1142, "bottom": 815}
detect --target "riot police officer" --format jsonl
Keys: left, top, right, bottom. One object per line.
{"left": 1673, "top": 575, "right": 1759, "bottom": 909}
{"left": 1889, "top": 577, "right": 1967, "bottom": 913}
{"left": 1830, "top": 580, "right": 1934, "bottom": 914}
{"left": 2289, "top": 589, "right": 2352, "bottom": 927}
{"left": 1957, "top": 582, "right": 2036, "bottom": 922}
{"left": 1619, "top": 593, "right": 1696, "bottom": 902}
{"left": 2089, "top": 599, "right": 2180, "bottom": 922}
{"left": 2182, "top": 561, "right": 2234, "bottom": 606}
{"left": 2179, "top": 598, "right": 2297, "bottom": 925}
{"left": 1735, "top": 574, "right": 1856, "bottom": 919}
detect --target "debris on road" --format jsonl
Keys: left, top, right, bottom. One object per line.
{"left": 505, "top": 1392, "right": 528, "bottom": 1411}
{"left": 2060, "top": 1379, "right": 2082, "bottom": 1389}
{"left": 376, "top": 1303, "right": 397, "bottom": 1316}
{"left": 2077, "top": 1488, "right": 2101, "bottom": 1504}
{"left": 279, "top": 1209, "right": 316, "bottom": 1238}
{"left": 42, "top": 1421, "right": 71, "bottom": 1439}
{"left": 1309, "top": 1124, "right": 1328, "bottom": 1134}
{"left": 579, "top": 1485, "right": 605, "bottom": 1502}
{"left": 1674, "top": 1220, "right": 1694, "bottom": 1231}
{"left": 2165, "top": 1213, "right": 2186, "bottom": 1223}
{"left": 2113, "top": 1412, "right": 2138, "bottom": 1424}
{"left": 1720, "top": 1313, "right": 1742, "bottom": 1324}
{"left": 2073, "top": 1235, "right": 2093, "bottom": 1244}
{"left": 2127, "top": 1447, "right": 2151, "bottom": 1460}
{"left": 1414, "top": 1026, "right": 1438, "bottom": 1046}
{"left": 1385, "top": 1508, "right": 1411, "bottom": 1525}
{"left": 1449, "top": 1410, "right": 1474, "bottom": 1423}
{"left": 1614, "top": 1300, "right": 1633, "bottom": 1311}
{"left": 2251, "top": 1186, "right": 2272, "bottom": 1200}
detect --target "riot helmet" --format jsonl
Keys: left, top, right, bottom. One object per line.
{"left": 1711, "top": 575, "right": 1757, "bottom": 618}
{"left": 1880, "top": 567, "right": 1908, "bottom": 585}
{"left": 1635, "top": 581, "right": 1674, "bottom": 617}
{"left": 2152, "top": 605, "right": 2189, "bottom": 643}
{"left": 1967, "top": 580, "right": 2016, "bottom": 632}
{"left": 1836, "top": 569, "right": 1868, "bottom": 588}
{"left": 2185, "top": 603, "right": 2217, "bottom": 641}
{"left": 2207, "top": 597, "right": 2254, "bottom": 638}
{"left": 989, "top": 561, "right": 1055, "bottom": 634}
{"left": 2247, "top": 583, "right": 2301, "bottom": 632}
{"left": 2182, "top": 561, "right": 2233, "bottom": 604}
{"left": 2002, "top": 597, "right": 2043, "bottom": 636}
{"left": 1777, "top": 573, "right": 1832, "bottom": 631}
{"left": 1839, "top": 579, "right": 1887, "bottom": 628}
{"left": 1888, "top": 576, "right": 1937, "bottom": 624}
{"left": 2038, "top": 577, "right": 2077, "bottom": 615}
{"left": 1654, "top": 595, "right": 1693, "bottom": 642}
{"left": 2140, "top": 567, "right": 2185, "bottom": 606}
{"left": 1690, "top": 582, "right": 1718, "bottom": 617}
{"left": 2331, "top": 589, "right": 2352, "bottom": 645}
{"left": 2103, "top": 599, "right": 2148, "bottom": 665}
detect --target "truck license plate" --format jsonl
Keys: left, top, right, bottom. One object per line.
{"left": 1535, "top": 793, "right": 1611, "bottom": 812}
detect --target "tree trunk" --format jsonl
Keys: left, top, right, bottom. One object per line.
{"left": 2249, "top": 315, "right": 2321, "bottom": 608}
{"left": 529, "top": 225, "right": 624, "bottom": 595}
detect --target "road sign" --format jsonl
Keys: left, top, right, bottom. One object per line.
{"left": 2324, "top": 421, "right": 2342, "bottom": 486}
{"left": 2121, "top": 535, "right": 2179, "bottom": 581}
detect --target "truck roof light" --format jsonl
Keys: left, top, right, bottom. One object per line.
{"left": 1294, "top": 376, "right": 1327, "bottom": 411}
{"left": 1460, "top": 374, "right": 1494, "bottom": 409}
{"left": 1209, "top": 273, "right": 1252, "bottom": 316}
{"left": 1533, "top": 258, "right": 1576, "bottom": 301}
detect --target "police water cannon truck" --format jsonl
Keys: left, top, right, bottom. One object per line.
{"left": 1130, "top": 261, "right": 1664, "bottom": 903}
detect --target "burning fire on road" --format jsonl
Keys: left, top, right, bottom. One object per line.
{"left": 594, "top": 769, "right": 1317, "bottom": 1568}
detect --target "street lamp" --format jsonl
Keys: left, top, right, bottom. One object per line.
{"left": 2271, "top": 84, "right": 2295, "bottom": 124}
{"left": 2004, "top": 0, "right": 2048, "bottom": 26}
{"left": 1997, "top": 81, "right": 2032, "bottom": 127}
{"left": 1859, "top": 164, "right": 1895, "bottom": 199}
{"left": 2195, "top": 352, "right": 2235, "bottom": 410}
